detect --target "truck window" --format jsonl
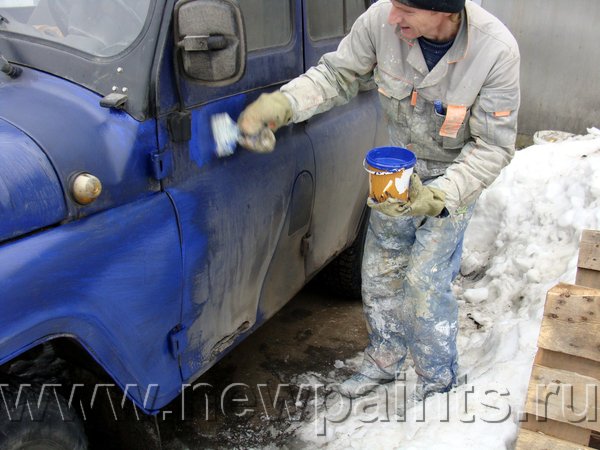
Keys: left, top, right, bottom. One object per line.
{"left": 239, "top": 0, "right": 293, "bottom": 51}
{"left": 0, "top": 0, "right": 152, "bottom": 57}
{"left": 306, "top": 0, "right": 367, "bottom": 41}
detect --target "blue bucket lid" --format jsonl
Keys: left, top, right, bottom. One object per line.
{"left": 364, "top": 146, "right": 416, "bottom": 173}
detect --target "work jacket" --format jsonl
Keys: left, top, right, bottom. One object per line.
{"left": 281, "top": 0, "right": 520, "bottom": 213}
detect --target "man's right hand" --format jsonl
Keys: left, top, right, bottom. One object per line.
{"left": 237, "top": 92, "right": 292, "bottom": 152}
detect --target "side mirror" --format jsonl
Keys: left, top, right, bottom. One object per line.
{"left": 174, "top": 0, "right": 246, "bottom": 85}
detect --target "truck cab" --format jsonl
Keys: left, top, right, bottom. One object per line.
{"left": 0, "top": 0, "right": 385, "bottom": 447}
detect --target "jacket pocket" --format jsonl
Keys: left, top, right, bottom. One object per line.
{"left": 477, "top": 88, "right": 519, "bottom": 146}
{"left": 374, "top": 68, "right": 413, "bottom": 123}
{"left": 432, "top": 103, "right": 471, "bottom": 150}
{"left": 443, "top": 108, "right": 471, "bottom": 150}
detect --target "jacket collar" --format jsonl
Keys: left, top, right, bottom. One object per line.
{"left": 447, "top": 6, "right": 469, "bottom": 64}
{"left": 402, "top": 6, "right": 469, "bottom": 87}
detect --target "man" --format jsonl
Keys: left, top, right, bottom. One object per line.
{"left": 238, "top": 0, "right": 520, "bottom": 402}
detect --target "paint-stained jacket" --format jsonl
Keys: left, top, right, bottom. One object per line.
{"left": 281, "top": 0, "right": 520, "bottom": 212}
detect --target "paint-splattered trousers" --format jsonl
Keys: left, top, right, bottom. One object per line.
{"left": 359, "top": 204, "right": 474, "bottom": 396}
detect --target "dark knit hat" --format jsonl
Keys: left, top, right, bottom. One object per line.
{"left": 396, "top": 0, "right": 465, "bottom": 13}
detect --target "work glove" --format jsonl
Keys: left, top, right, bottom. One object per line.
{"left": 367, "top": 174, "right": 448, "bottom": 218}
{"left": 237, "top": 92, "right": 293, "bottom": 153}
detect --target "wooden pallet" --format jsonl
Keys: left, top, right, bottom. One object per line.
{"left": 517, "top": 230, "right": 600, "bottom": 450}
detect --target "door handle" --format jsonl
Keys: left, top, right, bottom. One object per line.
{"left": 181, "top": 34, "right": 227, "bottom": 52}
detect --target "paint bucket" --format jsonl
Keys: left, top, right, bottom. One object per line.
{"left": 532, "top": 130, "right": 575, "bottom": 145}
{"left": 363, "top": 146, "right": 416, "bottom": 203}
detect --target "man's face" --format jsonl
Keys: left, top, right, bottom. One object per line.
{"left": 388, "top": 1, "right": 447, "bottom": 40}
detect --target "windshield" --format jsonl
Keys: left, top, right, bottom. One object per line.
{"left": 0, "top": 0, "right": 152, "bottom": 57}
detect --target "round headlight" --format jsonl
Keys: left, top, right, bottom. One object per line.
{"left": 71, "top": 173, "right": 102, "bottom": 205}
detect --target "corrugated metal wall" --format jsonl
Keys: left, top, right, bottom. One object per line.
{"left": 479, "top": 0, "right": 600, "bottom": 135}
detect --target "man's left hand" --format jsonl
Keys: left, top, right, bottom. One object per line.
{"left": 367, "top": 174, "right": 447, "bottom": 217}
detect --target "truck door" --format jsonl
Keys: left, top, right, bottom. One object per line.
{"left": 301, "top": 0, "right": 386, "bottom": 276}
{"left": 157, "top": 0, "right": 314, "bottom": 381}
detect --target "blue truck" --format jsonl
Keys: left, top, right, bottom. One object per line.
{"left": 0, "top": 0, "right": 385, "bottom": 447}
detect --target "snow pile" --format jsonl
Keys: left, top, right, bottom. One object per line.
{"left": 290, "top": 129, "right": 600, "bottom": 449}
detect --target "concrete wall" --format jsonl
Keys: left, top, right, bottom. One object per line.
{"left": 480, "top": 0, "right": 600, "bottom": 135}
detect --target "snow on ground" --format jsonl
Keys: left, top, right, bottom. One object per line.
{"left": 287, "top": 129, "right": 600, "bottom": 449}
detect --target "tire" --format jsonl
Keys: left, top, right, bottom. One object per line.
{"left": 0, "top": 381, "right": 88, "bottom": 450}
{"left": 316, "top": 209, "right": 370, "bottom": 299}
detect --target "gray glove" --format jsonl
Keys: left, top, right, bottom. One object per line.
{"left": 368, "top": 174, "right": 447, "bottom": 217}
{"left": 237, "top": 92, "right": 292, "bottom": 153}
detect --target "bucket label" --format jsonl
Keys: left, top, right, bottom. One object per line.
{"left": 364, "top": 147, "right": 416, "bottom": 203}
{"left": 394, "top": 167, "right": 412, "bottom": 197}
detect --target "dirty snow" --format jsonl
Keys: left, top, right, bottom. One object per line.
{"left": 285, "top": 128, "right": 600, "bottom": 449}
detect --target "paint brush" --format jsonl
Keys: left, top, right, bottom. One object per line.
{"left": 211, "top": 112, "right": 276, "bottom": 158}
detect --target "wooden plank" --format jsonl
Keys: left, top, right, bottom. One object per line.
{"left": 577, "top": 230, "right": 600, "bottom": 289}
{"left": 538, "top": 284, "right": 600, "bottom": 362}
{"left": 516, "top": 428, "right": 592, "bottom": 450}
{"left": 577, "top": 268, "right": 600, "bottom": 290}
{"left": 535, "top": 348, "right": 600, "bottom": 380}
{"left": 542, "top": 283, "right": 600, "bottom": 324}
{"left": 538, "top": 319, "right": 600, "bottom": 362}
{"left": 590, "top": 431, "right": 600, "bottom": 448}
{"left": 525, "top": 364, "right": 600, "bottom": 432}
{"left": 578, "top": 230, "right": 600, "bottom": 272}
{"left": 521, "top": 417, "right": 592, "bottom": 446}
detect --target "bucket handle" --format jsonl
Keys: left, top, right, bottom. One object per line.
{"left": 363, "top": 158, "right": 403, "bottom": 175}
